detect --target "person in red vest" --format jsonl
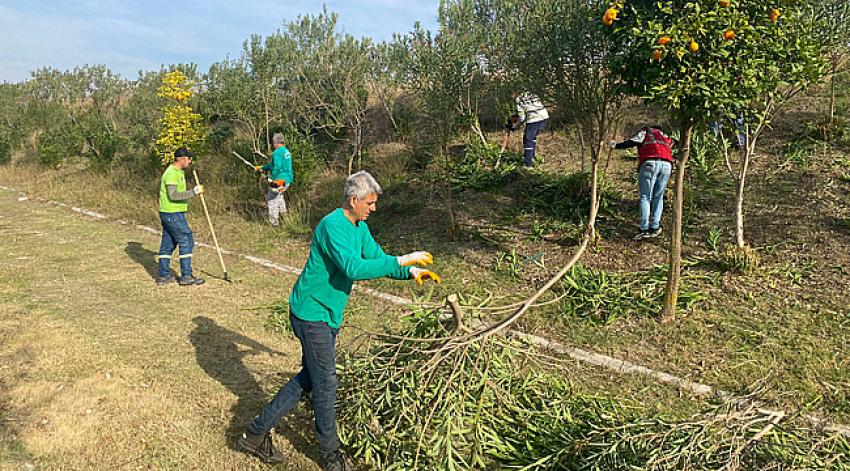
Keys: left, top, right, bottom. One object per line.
{"left": 609, "top": 126, "right": 677, "bottom": 241}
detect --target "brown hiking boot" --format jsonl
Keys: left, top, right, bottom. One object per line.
{"left": 238, "top": 430, "right": 284, "bottom": 464}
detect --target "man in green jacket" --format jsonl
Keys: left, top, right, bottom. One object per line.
{"left": 254, "top": 133, "right": 294, "bottom": 226}
{"left": 239, "top": 171, "right": 440, "bottom": 470}
{"left": 156, "top": 147, "right": 205, "bottom": 286}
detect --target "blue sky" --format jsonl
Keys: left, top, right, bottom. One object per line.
{"left": 0, "top": 0, "right": 439, "bottom": 83}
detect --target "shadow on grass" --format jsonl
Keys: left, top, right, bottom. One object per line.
{"left": 827, "top": 216, "right": 850, "bottom": 238}
{"left": 188, "top": 316, "right": 320, "bottom": 464}
{"left": 124, "top": 241, "right": 159, "bottom": 279}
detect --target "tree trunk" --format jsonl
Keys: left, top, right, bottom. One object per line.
{"left": 263, "top": 90, "right": 271, "bottom": 152}
{"left": 578, "top": 127, "right": 587, "bottom": 172}
{"left": 735, "top": 147, "right": 751, "bottom": 249}
{"left": 830, "top": 61, "right": 837, "bottom": 125}
{"left": 661, "top": 122, "right": 693, "bottom": 322}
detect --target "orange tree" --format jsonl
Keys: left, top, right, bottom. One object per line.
{"left": 603, "top": 0, "right": 825, "bottom": 320}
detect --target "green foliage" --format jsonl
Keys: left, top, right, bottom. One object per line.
{"left": 705, "top": 228, "right": 722, "bottom": 253}
{"left": 397, "top": 4, "right": 490, "bottom": 161}
{"left": 783, "top": 139, "right": 817, "bottom": 167}
{"left": 283, "top": 131, "right": 323, "bottom": 192}
{"left": 803, "top": 116, "right": 850, "bottom": 143}
{"left": 206, "top": 123, "right": 235, "bottom": 152}
{"left": 494, "top": 248, "right": 523, "bottom": 278}
{"left": 607, "top": 0, "right": 826, "bottom": 127}
{"left": 338, "top": 303, "right": 850, "bottom": 470}
{"left": 78, "top": 110, "right": 119, "bottom": 172}
{"left": 523, "top": 171, "right": 612, "bottom": 224}
{"left": 36, "top": 122, "right": 82, "bottom": 167}
{"left": 718, "top": 244, "right": 761, "bottom": 274}
{"left": 557, "top": 263, "right": 704, "bottom": 324}
{"left": 263, "top": 301, "right": 293, "bottom": 337}
{"left": 689, "top": 128, "right": 727, "bottom": 180}
{"left": 0, "top": 134, "right": 11, "bottom": 165}
{"left": 448, "top": 139, "right": 522, "bottom": 191}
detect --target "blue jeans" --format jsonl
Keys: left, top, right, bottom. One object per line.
{"left": 523, "top": 119, "right": 547, "bottom": 167}
{"left": 710, "top": 115, "right": 746, "bottom": 147}
{"left": 248, "top": 313, "right": 341, "bottom": 458}
{"left": 157, "top": 212, "right": 194, "bottom": 278}
{"left": 638, "top": 160, "right": 672, "bottom": 231}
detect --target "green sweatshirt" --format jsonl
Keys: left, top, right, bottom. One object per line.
{"left": 289, "top": 208, "right": 410, "bottom": 328}
{"left": 261, "top": 146, "right": 294, "bottom": 185}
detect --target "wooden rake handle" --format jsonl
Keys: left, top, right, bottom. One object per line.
{"left": 192, "top": 170, "right": 229, "bottom": 280}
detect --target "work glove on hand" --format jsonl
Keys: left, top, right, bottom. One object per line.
{"left": 410, "top": 266, "right": 441, "bottom": 285}
{"left": 254, "top": 165, "right": 263, "bottom": 172}
{"left": 397, "top": 251, "right": 433, "bottom": 267}
{"left": 193, "top": 184, "right": 204, "bottom": 195}
{"left": 608, "top": 140, "right": 618, "bottom": 149}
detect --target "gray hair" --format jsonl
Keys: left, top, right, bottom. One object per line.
{"left": 344, "top": 171, "right": 382, "bottom": 200}
{"left": 272, "top": 133, "right": 285, "bottom": 145}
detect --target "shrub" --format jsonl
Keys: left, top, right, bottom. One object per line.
{"left": 36, "top": 123, "right": 82, "bottom": 167}
{"left": 718, "top": 244, "right": 761, "bottom": 274}
{"left": 447, "top": 138, "right": 522, "bottom": 191}
{"left": 556, "top": 263, "right": 704, "bottom": 324}
{"left": 80, "top": 111, "right": 119, "bottom": 172}
{"left": 206, "top": 123, "right": 235, "bottom": 152}
{"left": 0, "top": 134, "right": 11, "bottom": 165}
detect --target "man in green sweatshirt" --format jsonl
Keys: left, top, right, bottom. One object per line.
{"left": 239, "top": 171, "right": 440, "bottom": 470}
{"left": 156, "top": 147, "right": 205, "bottom": 286}
{"left": 254, "top": 133, "right": 294, "bottom": 226}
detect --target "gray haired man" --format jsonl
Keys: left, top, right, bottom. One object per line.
{"left": 239, "top": 171, "right": 440, "bottom": 470}
{"left": 254, "top": 133, "right": 294, "bottom": 226}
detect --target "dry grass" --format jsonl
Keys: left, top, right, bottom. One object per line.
{"left": 0, "top": 190, "right": 329, "bottom": 469}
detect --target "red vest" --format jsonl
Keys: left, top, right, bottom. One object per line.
{"left": 638, "top": 128, "right": 674, "bottom": 164}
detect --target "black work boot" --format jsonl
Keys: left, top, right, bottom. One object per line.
{"left": 238, "top": 430, "right": 284, "bottom": 464}
{"left": 178, "top": 275, "right": 205, "bottom": 286}
{"left": 155, "top": 274, "right": 175, "bottom": 285}
{"left": 321, "top": 450, "right": 354, "bottom": 471}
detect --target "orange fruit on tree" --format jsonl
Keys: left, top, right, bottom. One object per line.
{"left": 723, "top": 29, "right": 736, "bottom": 40}
{"left": 658, "top": 36, "right": 671, "bottom": 46}
{"left": 603, "top": 15, "right": 613, "bottom": 26}
{"left": 769, "top": 9, "right": 780, "bottom": 21}
{"left": 719, "top": 0, "right": 730, "bottom": 7}
{"left": 688, "top": 41, "right": 700, "bottom": 53}
{"left": 652, "top": 49, "right": 663, "bottom": 61}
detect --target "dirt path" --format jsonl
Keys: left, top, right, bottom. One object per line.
{"left": 0, "top": 190, "right": 334, "bottom": 470}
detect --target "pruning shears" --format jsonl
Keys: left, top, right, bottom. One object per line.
{"left": 232, "top": 151, "right": 288, "bottom": 192}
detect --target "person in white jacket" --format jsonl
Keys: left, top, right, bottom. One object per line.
{"left": 510, "top": 91, "right": 549, "bottom": 167}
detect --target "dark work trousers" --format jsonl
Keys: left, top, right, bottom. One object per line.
{"left": 248, "top": 312, "right": 341, "bottom": 460}
{"left": 523, "top": 119, "right": 548, "bottom": 167}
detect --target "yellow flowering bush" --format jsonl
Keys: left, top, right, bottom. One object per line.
{"left": 155, "top": 71, "right": 205, "bottom": 165}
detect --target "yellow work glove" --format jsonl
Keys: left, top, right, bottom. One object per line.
{"left": 254, "top": 165, "right": 263, "bottom": 172}
{"left": 410, "top": 267, "right": 441, "bottom": 285}
{"left": 397, "top": 251, "right": 433, "bottom": 267}
{"left": 193, "top": 184, "right": 204, "bottom": 195}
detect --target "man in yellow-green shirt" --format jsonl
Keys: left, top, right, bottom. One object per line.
{"left": 156, "top": 147, "right": 205, "bottom": 286}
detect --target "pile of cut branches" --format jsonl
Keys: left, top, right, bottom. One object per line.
{"left": 337, "top": 305, "right": 850, "bottom": 470}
